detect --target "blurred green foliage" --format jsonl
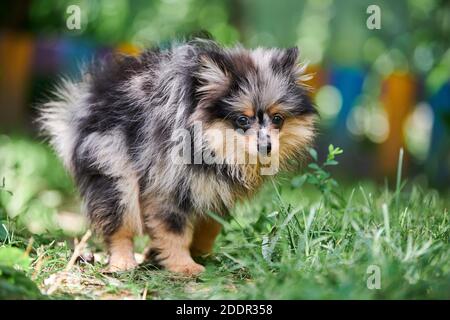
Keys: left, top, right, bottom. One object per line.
{"left": 17, "top": 0, "right": 448, "bottom": 85}
{"left": 0, "top": 134, "right": 77, "bottom": 239}
{"left": 26, "top": 0, "right": 240, "bottom": 45}
{"left": 0, "top": 265, "right": 44, "bottom": 300}
{"left": 0, "top": 0, "right": 445, "bottom": 79}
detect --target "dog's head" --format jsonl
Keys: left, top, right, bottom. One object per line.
{"left": 190, "top": 45, "right": 317, "bottom": 175}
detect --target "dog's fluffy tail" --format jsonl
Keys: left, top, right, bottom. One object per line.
{"left": 37, "top": 77, "right": 89, "bottom": 173}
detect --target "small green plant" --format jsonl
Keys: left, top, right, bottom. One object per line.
{"left": 291, "top": 144, "right": 344, "bottom": 208}
{"left": 259, "top": 145, "right": 345, "bottom": 265}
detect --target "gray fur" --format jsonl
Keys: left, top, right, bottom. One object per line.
{"left": 38, "top": 39, "right": 316, "bottom": 238}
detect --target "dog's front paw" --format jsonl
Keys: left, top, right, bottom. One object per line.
{"left": 107, "top": 255, "right": 138, "bottom": 272}
{"left": 166, "top": 262, "right": 205, "bottom": 276}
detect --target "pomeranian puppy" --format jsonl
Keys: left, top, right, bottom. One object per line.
{"left": 39, "top": 39, "right": 317, "bottom": 275}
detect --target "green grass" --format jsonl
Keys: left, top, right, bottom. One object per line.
{"left": 1, "top": 135, "right": 449, "bottom": 299}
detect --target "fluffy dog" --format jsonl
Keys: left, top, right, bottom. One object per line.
{"left": 39, "top": 39, "right": 317, "bottom": 275}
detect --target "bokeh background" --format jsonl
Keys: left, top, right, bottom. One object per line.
{"left": 1, "top": 1, "right": 449, "bottom": 300}
{"left": 0, "top": 0, "right": 449, "bottom": 236}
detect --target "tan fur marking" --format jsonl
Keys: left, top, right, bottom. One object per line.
{"left": 108, "top": 227, "right": 137, "bottom": 272}
{"left": 190, "top": 217, "right": 222, "bottom": 256}
{"left": 242, "top": 108, "right": 255, "bottom": 118}
{"left": 145, "top": 209, "right": 204, "bottom": 276}
{"left": 279, "top": 114, "right": 316, "bottom": 163}
{"left": 266, "top": 104, "right": 284, "bottom": 116}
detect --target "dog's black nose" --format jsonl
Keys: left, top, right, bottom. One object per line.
{"left": 258, "top": 142, "right": 271, "bottom": 155}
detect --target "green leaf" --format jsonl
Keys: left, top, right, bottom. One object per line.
{"left": 0, "top": 224, "right": 7, "bottom": 242}
{"left": 0, "top": 265, "right": 44, "bottom": 300}
{"left": 307, "top": 175, "right": 319, "bottom": 185}
{"left": 308, "top": 163, "right": 320, "bottom": 170}
{"left": 308, "top": 148, "right": 318, "bottom": 161}
{"left": 318, "top": 171, "right": 330, "bottom": 180}
{"left": 328, "top": 144, "right": 334, "bottom": 154}
{"left": 330, "top": 179, "right": 339, "bottom": 187}
{"left": 291, "top": 175, "right": 307, "bottom": 188}
{"left": 324, "top": 160, "right": 338, "bottom": 166}
{"left": 0, "top": 247, "right": 31, "bottom": 270}
{"left": 332, "top": 147, "right": 343, "bottom": 155}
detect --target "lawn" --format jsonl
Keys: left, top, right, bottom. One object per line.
{"left": 1, "top": 135, "right": 449, "bottom": 299}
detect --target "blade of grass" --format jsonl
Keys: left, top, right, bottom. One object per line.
{"left": 206, "top": 211, "right": 230, "bottom": 229}
{"left": 382, "top": 203, "right": 391, "bottom": 241}
{"left": 395, "top": 148, "right": 404, "bottom": 208}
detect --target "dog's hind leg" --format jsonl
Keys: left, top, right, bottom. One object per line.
{"left": 79, "top": 172, "right": 142, "bottom": 272}
{"left": 74, "top": 131, "right": 143, "bottom": 272}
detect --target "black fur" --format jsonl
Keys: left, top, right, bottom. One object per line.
{"left": 40, "top": 39, "right": 317, "bottom": 246}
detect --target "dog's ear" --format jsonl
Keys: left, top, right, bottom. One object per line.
{"left": 272, "top": 47, "right": 301, "bottom": 77}
{"left": 195, "top": 51, "right": 231, "bottom": 99}
{"left": 280, "top": 47, "right": 299, "bottom": 72}
{"left": 274, "top": 47, "right": 312, "bottom": 86}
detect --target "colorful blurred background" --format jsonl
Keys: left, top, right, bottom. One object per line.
{"left": 1, "top": 0, "right": 449, "bottom": 188}
{"left": 0, "top": 1, "right": 449, "bottom": 300}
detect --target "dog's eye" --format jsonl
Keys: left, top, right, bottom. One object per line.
{"left": 272, "top": 114, "right": 284, "bottom": 126}
{"left": 236, "top": 116, "right": 250, "bottom": 127}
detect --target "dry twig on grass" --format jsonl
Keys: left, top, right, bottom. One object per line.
{"left": 46, "top": 230, "right": 92, "bottom": 295}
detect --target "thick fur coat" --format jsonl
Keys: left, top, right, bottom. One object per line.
{"left": 39, "top": 39, "right": 317, "bottom": 274}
